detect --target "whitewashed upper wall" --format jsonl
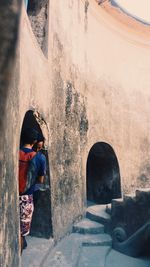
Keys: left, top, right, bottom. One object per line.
{"left": 48, "top": 0, "right": 150, "bottom": 193}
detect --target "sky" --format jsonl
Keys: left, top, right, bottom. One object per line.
{"left": 114, "top": 0, "right": 150, "bottom": 24}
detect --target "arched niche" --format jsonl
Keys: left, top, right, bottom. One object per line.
{"left": 20, "top": 109, "right": 52, "bottom": 238}
{"left": 86, "top": 142, "right": 121, "bottom": 204}
{"left": 24, "top": 0, "right": 48, "bottom": 57}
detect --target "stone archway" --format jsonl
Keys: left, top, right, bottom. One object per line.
{"left": 20, "top": 109, "right": 52, "bottom": 238}
{"left": 87, "top": 142, "right": 121, "bottom": 204}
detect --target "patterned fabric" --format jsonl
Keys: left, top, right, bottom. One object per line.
{"left": 19, "top": 194, "right": 34, "bottom": 236}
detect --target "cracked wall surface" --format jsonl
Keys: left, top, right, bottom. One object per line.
{"left": 1, "top": 0, "right": 150, "bottom": 265}
{"left": 48, "top": 0, "right": 150, "bottom": 195}
{"left": 0, "top": 1, "right": 21, "bottom": 266}
{"left": 27, "top": 0, "right": 48, "bottom": 56}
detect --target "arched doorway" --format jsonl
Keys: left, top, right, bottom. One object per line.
{"left": 87, "top": 142, "right": 121, "bottom": 204}
{"left": 20, "top": 110, "right": 52, "bottom": 238}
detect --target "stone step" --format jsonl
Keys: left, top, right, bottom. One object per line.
{"left": 106, "top": 203, "right": 112, "bottom": 215}
{"left": 73, "top": 218, "right": 104, "bottom": 234}
{"left": 106, "top": 248, "right": 150, "bottom": 267}
{"left": 111, "top": 198, "right": 124, "bottom": 214}
{"left": 86, "top": 204, "right": 111, "bottom": 225}
{"left": 42, "top": 233, "right": 82, "bottom": 267}
{"left": 42, "top": 233, "right": 111, "bottom": 267}
{"left": 87, "top": 200, "right": 95, "bottom": 207}
{"left": 21, "top": 236, "right": 54, "bottom": 267}
{"left": 123, "top": 194, "right": 136, "bottom": 201}
{"left": 136, "top": 188, "right": 150, "bottom": 198}
{"left": 77, "top": 246, "right": 111, "bottom": 267}
{"left": 112, "top": 198, "right": 124, "bottom": 203}
{"left": 81, "top": 233, "right": 112, "bottom": 247}
{"left": 136, "top": 188, "right": 150, "bottom": 192}
{"left": 111, "top": 198, "right": 124, "bottom": 229}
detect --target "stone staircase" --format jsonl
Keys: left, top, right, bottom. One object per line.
{"left": 22, "top": 188, "right": 150, "bottom": 267}
{"left": 26, "top": 204, "right": 112, "bottom": 267}
{"left": 111, "top": 188, "right": 150, "bottom": 258}
{"left": 73, "top": 204, "right": 112, "bottom": 267}
{"left": 111, "top": 188, "right": 150, "bottom": 240}
{"left": 73, "top": 188, "right": 150, "bottom": 266}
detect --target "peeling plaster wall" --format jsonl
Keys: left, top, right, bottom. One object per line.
{"left": 19, "top": 7, "right": 51, "bottom": 119}
{"left": 1, "top": 61, "right": 20, "bottom": 267}
{"left": 0, "top": 1, "right": 21, "bottom": 266}
{"left": 18, "top": 4, "right": 88, "bottom": 241}
{"left": 2, "top": 0, "right": 150, "bottom": 264}
{"left": 27, "top": 0, "right": 48, "bottom": 56}
{"left": 49, "top": 80, "right": 88, "bottom": 238}
{"left": 48, "top": 0, "right": 150, "bottom": 195}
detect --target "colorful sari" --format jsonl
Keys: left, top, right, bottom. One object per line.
{"left": 19, "top": 194, "right": 34, "bottom": 236}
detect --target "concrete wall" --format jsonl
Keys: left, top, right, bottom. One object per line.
{"left": 27, "top": 0, "right": 48, "bottom": 56}
{"left": 0, "top": 1, "right": 22, "bottom": 266}
{"left": 19, "top": 0, "right": 150, "bottom": 241}
{"left": 1, "top": 0, "right": 150, "bottom": 265}
{"left": 19, "top": 4, "right": 88, "bottom": 241}
{"left": 48, "top": 0, "right": 150, "bottom": 195}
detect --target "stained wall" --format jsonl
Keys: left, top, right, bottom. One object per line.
{"left": 1, "top": 0, "right": 150, "bottom": 266}
{"left": 0, "top": 1, "right": 22, "bottom": 266}
{"left": 18, "top": 0, "right": 150, "bottom": 241}
{"left": 48, "top": 0, "right": 150, "bottom": 195}
{"left": 19, "top": 3, "right": 88, "bottom": 241}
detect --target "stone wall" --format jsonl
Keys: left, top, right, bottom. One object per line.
{"left": 48, "top": 0, "right": 150, "bottom": 195}
{"left": 0, "top": 1, "right": 22, "bottom": 266}
{"left": 27, "top": 0, "right": 48, "bottom": 56}
{"left": 49, "top": 80, "right": 88, "bottom": 238}
{"left": 1, "top": 0, "right": 150, "bottom": 265}
{"left": 111, "top": 189, "right": 150, "bottom": 238}
{"left": 18, "top": 4, "right": 88, "bottom": 241}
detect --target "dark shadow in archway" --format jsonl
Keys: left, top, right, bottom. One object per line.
{"left": 87, "top": 142, "right": 121, "bottom": 204}
{"left": 20, "top": 110, "right": 52, "bottom": 238}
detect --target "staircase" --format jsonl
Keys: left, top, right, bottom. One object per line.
{"left": 24, "top": 188, "right": 150, "bottom": 267}
{"left": 73, "top": 188, "right": 150, "bottom": 266}
{"left": 73, "top": 204, "right": 112, "bottom": 267}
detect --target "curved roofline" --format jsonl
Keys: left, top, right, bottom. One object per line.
{"left": 111, "top": 0, "right": 150, "bottom": 26}
{"left": 82, "top": 0, "right": 150, "bottom": 47}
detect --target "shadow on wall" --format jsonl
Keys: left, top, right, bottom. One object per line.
{"left": 20, "top": 110, "right": 52, "bottom": 238}
{"left": 87, "top": 142, "right": 121, "bottom": 204}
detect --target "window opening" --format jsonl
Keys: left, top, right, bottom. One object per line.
{"left": 25, "top": 0, "right": 48, "bottom": 57}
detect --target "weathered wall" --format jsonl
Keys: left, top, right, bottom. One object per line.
{"left": 0, "top": 1, "right": 22, "bottom": 266}
{"left": 1, "top": 61, "right": 20, "bottom": 267}
{"left": 48, "top": 0, "right": 150, "bottom": 195}
{"left": 49, "top": 80, "right": 88, "bottom": 238}
{"left": 2, "top": 0, "right": 150, "bottom": 265}
{"left": 18, "top": 4, "right": 88, "bottom": 241}
{"left": 27, "top": 0, "right": 48, "bottom": 56}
